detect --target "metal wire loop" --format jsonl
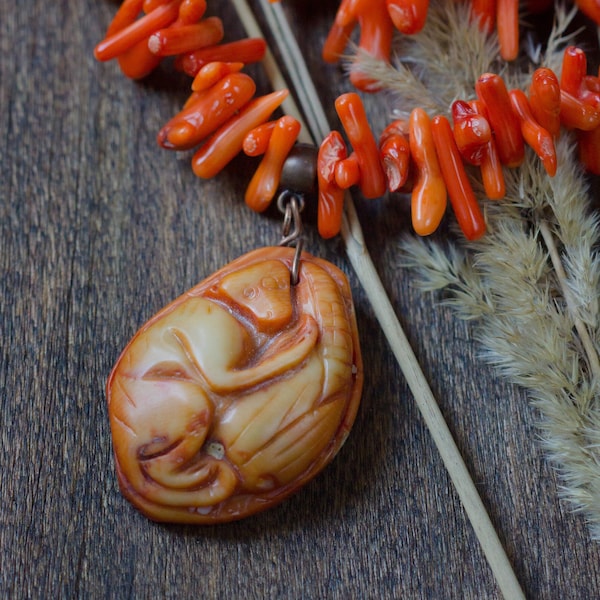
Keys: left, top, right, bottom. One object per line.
{"left": 277, "top": 191, "right": 304, "bottom": 285}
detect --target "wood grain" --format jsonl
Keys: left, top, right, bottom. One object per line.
{"left": 1, "top": 1, "right": 600, "bottom": 597}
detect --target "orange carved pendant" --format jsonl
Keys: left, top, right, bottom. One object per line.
{"left": 107, "top": 246, "right": 363, "bottom": 523}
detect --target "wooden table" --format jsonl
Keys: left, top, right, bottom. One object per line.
{"left": 2, "top": 1, "right": 600, "bottom": 597}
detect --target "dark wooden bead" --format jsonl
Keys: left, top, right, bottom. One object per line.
{"left": 280, "top": 143, "right": 318, "bottom": 194}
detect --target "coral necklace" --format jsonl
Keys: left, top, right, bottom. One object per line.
{"left": 94, "top": 1, "right": 528, "bottom": 597}
{"left": 90, "top": 0, "right": 600, "bottom": 597}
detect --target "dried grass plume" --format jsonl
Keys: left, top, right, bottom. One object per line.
{"left": 355, "top": 0, "right": 600, "bottom": 539}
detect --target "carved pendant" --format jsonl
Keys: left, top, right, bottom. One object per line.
{"left": 107, "top": 246, "right": 363, "bottom": 523}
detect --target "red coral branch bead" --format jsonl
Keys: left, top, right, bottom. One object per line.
{"left": 386, "top": 0, "right": 429, "bottom": 35}
{"left": 451, "top": 100, "right": 492, "bottom": 166}
{"left": 157, "top": 72, "right": 257, "bottom": 151}
{"left": 469, "top": 100, "right": 506, "bottom": 200}
{"left": 431, "top": 115, "right": 485, "bottom": 241}
{"left": 105, "top": 0, "right": 145, "bottom": 38}
{"left": 475, "top": 73, "right": 524, "bottom": 168}
{"left": 509, "top": 89, "right": 557, "bottom": 177}
{"left": 317, "top": 131, "right": 347, "bottom": 239}
{"left": 409, "top": 108, "right": 447, "bottom": 236}
{"left": 496, "top": 0, "right": 519, "bottom": 61}
{"left": 148, "top": 17, "right": 224, "bottom": 56}
{"left": 175, "top": 38, "right": 267, "bottom": 76}
{"left": 379, "top": 123, "right": 410, "bottom": 192}
{"left": 245, "top": 116, "right": 302, "bottom": 212}
{"left": 191, "top": 61, "right": 244, "bottom": 92}
{"left": 334, "top": 93, "right": 387, "bottom": 198}
{"left": 192, "top": 90, "right": 289, "bottom": 179}
{"left": 243, "top": 121, "right": 277, "bottom": 157}
{"left": 528, "top": 68, "right": 561, "bottom": 138}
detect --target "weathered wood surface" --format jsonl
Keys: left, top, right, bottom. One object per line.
{"left": 2, "top": 1, "right": 600, "bottom": 597}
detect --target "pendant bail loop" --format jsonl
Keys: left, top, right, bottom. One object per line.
{"left": 277, "top": 190, "right": 304, "bottom": 285}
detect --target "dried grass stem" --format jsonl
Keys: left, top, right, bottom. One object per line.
{"left": 539, "top": 219, "right": 600, "bottom": 379}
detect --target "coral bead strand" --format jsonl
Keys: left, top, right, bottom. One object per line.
{"left": 94, "top": 1, "right": 600, "bottom": 242}
{"left": 323, "top": 0, "right": 598, "bottom": 77}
